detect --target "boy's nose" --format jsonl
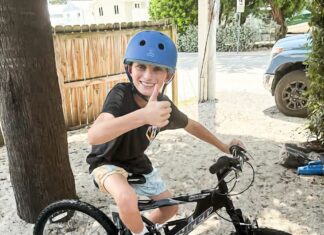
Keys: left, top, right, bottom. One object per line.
{"left": 143, "top": 68, "right": 154, "bottom": 79}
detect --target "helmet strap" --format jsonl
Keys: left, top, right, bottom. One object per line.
{"left": 125, "top": 64, "right": 149, "bottom": 102}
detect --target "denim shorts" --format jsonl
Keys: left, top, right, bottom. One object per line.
{"left": 91, "top": 164, "right": 167, "bottom": 197}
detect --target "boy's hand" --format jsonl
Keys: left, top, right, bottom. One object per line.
{"left": 144, "top": 84, "right": 172, "bottom": 128}
{"left": 227, "top": 139, "right": 245, "bottom": 154}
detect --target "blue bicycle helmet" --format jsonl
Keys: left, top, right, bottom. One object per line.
{"left": 124, "top": 30, "right": 177, "bottom": 72}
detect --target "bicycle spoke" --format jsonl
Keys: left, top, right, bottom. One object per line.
{"left": 43, "top": 209, "right": 107, "bottom": 234}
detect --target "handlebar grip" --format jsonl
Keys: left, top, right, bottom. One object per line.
{"left": 209, "top": 156, "right": 231, "bottom": 174}
{"left": 209, "top": 156, "right": 242, "bottom": 175}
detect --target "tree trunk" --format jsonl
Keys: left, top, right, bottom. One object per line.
{"left": 0, "top": 0, "right": 77, "bottom": 223}
{"left": 0, "top": 124, "right": 4, "bottom": 146}
{"left": 270, "top": 4, "right": 287, "bottom": 40}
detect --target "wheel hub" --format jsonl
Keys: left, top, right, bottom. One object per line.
{"left": 283, "top": 81, "right": 307, "bottom": 110}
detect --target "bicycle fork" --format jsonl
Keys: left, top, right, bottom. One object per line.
{"left": 214, "top": 173, "right": 256, "bottom": 235}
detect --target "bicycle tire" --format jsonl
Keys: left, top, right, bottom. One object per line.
{"left": 230, "top": 227, "right": 292, "bottom": 235}
{"left": 253, "top": 228, "right": 292, "bottom": 235}
{"left": 33, "top": 199, "right": 118, "bottom": 235}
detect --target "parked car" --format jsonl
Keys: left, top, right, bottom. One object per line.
{"left": 263, "top": 34, "right": 311, "bottom": 117}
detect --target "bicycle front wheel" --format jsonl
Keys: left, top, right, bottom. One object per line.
{"left": 231, "top": 227, "right": 292, "bottom": 235}
{"left": 253, "top": 227, "right": 292, "bottom": 235}
{"left": 33, "top": 199, "right": 118, "bottom": 235}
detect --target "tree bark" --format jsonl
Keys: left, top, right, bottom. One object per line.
{"left": 0, "top": 124, "right": 4, "bottom": 146}
{"left": 270, "top": 4, "right": 288, "bottom": 40}
{"left": 0, "top": 0, "right": 77, "bottom": 223}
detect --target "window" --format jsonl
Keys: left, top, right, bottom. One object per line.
{"left": 135, "top": 3, "right": 140, "bottom": 8}
{"left": 99, "top": 7, "right": 104, "bottom": 16}
{"left": 114, "top": 5, "right": 119, "bottom": 14}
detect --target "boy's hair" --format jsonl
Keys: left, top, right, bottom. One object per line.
{"left": 128, "top": 62, "right": 171, "bottom": 75}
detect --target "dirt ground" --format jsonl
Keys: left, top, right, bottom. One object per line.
{"left": 0, "top": 51, "right": 323, "bottom": 235}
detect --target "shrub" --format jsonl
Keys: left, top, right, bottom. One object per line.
{"left": 177, "top": 25, "right": 198, "bottom": 52}
{"left": 305, "top": 0, "right": 324, "bottom": 146}
{"left": 216, "top": 24, "right": 260, "bottom": 52}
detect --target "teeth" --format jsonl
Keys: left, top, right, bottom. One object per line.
{"left": 141, "top": 81, "right": 154, "bottom": 87}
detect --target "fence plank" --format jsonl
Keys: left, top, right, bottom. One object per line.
{"left": 53, "top": 23, "right": 176, "bottom": 128}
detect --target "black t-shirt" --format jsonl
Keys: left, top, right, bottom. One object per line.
{"left": 86, "top": 83, "right": 188, "bottom": 174}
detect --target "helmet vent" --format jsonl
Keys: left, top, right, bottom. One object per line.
{"left": 139, "top": 40, "right": 146, "bottom": 46}
{"left": 158, "top": 43, "right": 165, "bottom": 50}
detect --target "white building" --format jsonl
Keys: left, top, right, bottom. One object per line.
{"left": 48, "top": 4, "right": 66, "bottom": 26}
{"left": 48, "top": 1, "right": 94, "bottom": 26}
{"left": 48, "top": 0, "right": 149, "bottom": 26}
{"left": 92, "top": 0, "right": 149, "bottom": 24}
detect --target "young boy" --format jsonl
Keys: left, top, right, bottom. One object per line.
{"left": 86, "top": 30, "right": 244, "bottom": 235}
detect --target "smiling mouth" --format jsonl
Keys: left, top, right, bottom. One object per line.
{"left": 140, "top": 81, "right": 155, "bottom": 87}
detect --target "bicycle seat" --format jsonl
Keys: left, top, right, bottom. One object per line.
{"left": 127, "top": 174, "right": 146, "bottom": 184}
{"left": 93, "top": 174, "right": 146, "bottom": 188}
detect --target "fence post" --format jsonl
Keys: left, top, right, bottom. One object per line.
{"left": 171, "top": 25, "right": 178, "bottom": 106}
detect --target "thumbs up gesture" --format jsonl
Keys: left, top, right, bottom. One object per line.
{"left": 144, "top": 84, "right": 172, "bottom": 128}
{"left": 148, "top": 83, "right": 160, "bottom": 103}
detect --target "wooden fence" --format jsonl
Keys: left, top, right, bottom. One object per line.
{"left": 53, "top": 20, "right": 177, "bottom": 128}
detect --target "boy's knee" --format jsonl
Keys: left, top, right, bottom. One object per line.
{"left": 116, "top": 192, "right": 138, "bottom": 214}
{"left": 162, "top": 204, "right": 178, "bottom": 216}
{"left": 170, "top": 204, "right": 179, "bottom": 215}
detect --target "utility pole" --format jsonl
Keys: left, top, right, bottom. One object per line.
{"left": 236, "top": 0, "right": 245, "bottom": 53}
{"left": 198, "top": 0, "right": 220, "bottom": 102}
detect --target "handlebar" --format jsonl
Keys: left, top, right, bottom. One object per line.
{"left": 209, "top": 145, "right": 249, "bottom": 175}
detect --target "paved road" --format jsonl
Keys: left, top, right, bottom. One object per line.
{"left": 176, "top": 51, "right": 271, "bottom": 102}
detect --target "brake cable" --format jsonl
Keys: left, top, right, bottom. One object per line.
{"left": 213, "top": 156, "right": 255, "bottom": 196}
{"left": 213, "top": 161, "right": 256, "bottom": 225}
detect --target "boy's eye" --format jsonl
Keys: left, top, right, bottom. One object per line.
{"left": 153, "top": 66, "right": 164, "bottom": 72}
{"left": 136, "top": 64, "right": 146, "bottom": 70}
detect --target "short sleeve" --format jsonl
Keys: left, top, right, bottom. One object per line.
{"left": 101, "top": 83, "right": 127, "bottom": 117}
{"left": 161, "top": 96, "right": 188, "bottom": 130}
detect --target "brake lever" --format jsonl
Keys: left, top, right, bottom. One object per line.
{"left": 231, "top": 146, "right": 253, "bottom": 171}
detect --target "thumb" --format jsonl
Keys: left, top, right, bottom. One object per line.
{"left": 148, "top": 84, "right": 159, "bottom": 102}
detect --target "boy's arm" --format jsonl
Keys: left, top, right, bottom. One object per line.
{"left": 88, "top": 109, "right": 146, "bottom": 145}
{"left": 88, "top": 85, "right": 172, "bottom": 145}
{"left": 184, "top": 118, "right": 244, "bottom": 153}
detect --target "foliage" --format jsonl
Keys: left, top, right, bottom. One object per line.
{"left": 49, "top": 0, "right": 67, "bottom": 4}
{"left": 219, "top": 0, "right": 264, "bottom": 25}
{"left": 266, "top": 0, "right": 306, "bottom": 39}
{"left": 286, "top": 10, "right": 311, "bottom": 26}
{"left": 177, "top": 25, "right": 198, "bottom": 52}
{"left": 216, "top": 24, "right": 260, "bottom": 52}
{"left": 149, "top": 0, "right": 198, "bottom": 34}
{"left": 219, "top": 0, "right": 307, "bottom": 39}
{"left": 305, "top": 0, "right": 324, "bottom": 145}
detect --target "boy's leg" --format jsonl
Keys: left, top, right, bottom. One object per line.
{"left": 102, "top": 173, "right": 145, "bottom": 233}
{"left": 147, "top": 190, "right": 179, "bottom": 224}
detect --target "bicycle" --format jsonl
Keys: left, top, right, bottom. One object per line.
{"left": 33, "top": 145, "right": 292, "bottom": 235}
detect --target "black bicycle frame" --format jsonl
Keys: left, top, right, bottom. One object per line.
{"left": 131, "top": 170, "right": 249, "bottom": 235}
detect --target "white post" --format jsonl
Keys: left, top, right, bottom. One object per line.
{"left": 207, "top": 0, "right": 219, "bottom": 100}
{"left": 198, "top": 0, "right": 219, "bottom": 102}
{"left": 198, "top": 0, "right": 208, "bottom": 102}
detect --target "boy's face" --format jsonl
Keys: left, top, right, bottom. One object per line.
{"left": 129, "top": 62, "right": 169, "bottom": 97}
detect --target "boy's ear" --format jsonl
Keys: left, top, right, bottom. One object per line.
{"left": 127, "top": 65, "right": 132, "bottom": 75}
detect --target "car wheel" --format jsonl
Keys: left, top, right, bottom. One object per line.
{"left": 274, "top": 70, "right": 309, "bottom": 117}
